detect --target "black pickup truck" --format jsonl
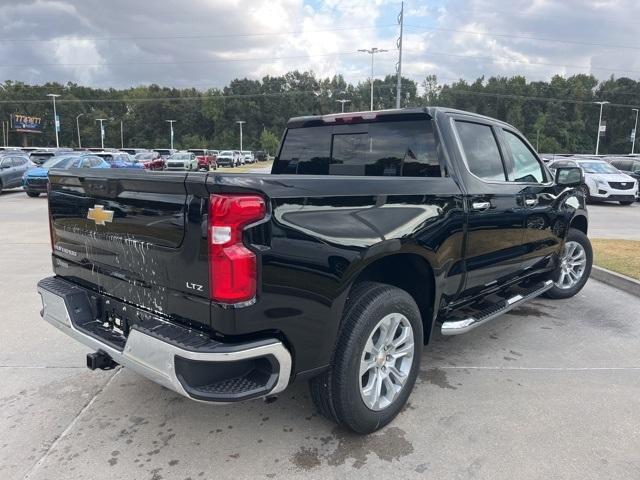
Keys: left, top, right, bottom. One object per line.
{"left": 38, "top": 107, "right": 591, "bottom": 434}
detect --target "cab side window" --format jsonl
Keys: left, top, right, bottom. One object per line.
{"left": 455, "top": 121, "right": 507, "bottom": 181}
{"left": 503, "top": 130, "right": 545, "bottom": 183}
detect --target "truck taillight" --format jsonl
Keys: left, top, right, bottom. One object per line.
{"left": 208, "top": 194, "right": 266, "bottom": 304}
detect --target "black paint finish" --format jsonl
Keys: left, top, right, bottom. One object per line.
{"left": 46, "top": 107, "right": 587, "bottom": 381}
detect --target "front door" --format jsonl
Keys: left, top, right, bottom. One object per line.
{"left": 499, "top": 128, "right": 565, "bottom": 273}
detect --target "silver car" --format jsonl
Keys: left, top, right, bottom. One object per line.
{"left": 0, "top": 153, "right": 32, "bottom": 194}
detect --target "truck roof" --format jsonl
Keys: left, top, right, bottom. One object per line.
{"left": 287, "top": 106, "right": 513, "bottom": 129}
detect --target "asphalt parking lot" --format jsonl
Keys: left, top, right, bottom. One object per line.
{"left": 2, "top": 190, "right": 640, "bottom": 480}
{"left": 587, "top": 201, "right": 640, "bottom": 239}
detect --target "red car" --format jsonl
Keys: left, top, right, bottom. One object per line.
{"left": 188, "top": 149, "right": 218, "bottom": 171}
{"left": 134, "top": 151, "right": 166, "bottom": 170}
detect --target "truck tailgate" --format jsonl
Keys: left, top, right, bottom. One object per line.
{"left": 48, "top": 169, "right": 211, "bottom": 327}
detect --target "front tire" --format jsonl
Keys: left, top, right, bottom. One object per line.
{"left": 544, "top": 228, "right": 592, "bottom": 299}
{"left": 26, "top": 191, "right": 40, "bottom": 197}
{"left": 620, "top": 201, "right": 634, "bottom": 205}
{"left": 309, "top": 282, "right": 423, "bottom": 434}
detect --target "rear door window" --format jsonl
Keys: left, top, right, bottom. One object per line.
{"left": 455, "top": 121, "right": 507, "bottom": 181}
{"left": 274, "top": 118, "right": 441, "bottom": 177}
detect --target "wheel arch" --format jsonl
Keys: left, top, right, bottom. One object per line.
{"left": 570, "top": 213, "right": 588, "bottom": 235}
{"left": 343, "top": 252, "right": 437, "bottom": 345}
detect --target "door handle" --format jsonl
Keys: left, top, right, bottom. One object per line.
{"left": 524, "top": 198, "right": 538, "bottom": 207}
{"left": 471, "top": 201, "right": 491, "bottom": 211}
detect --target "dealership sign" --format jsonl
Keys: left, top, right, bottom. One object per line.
{"left": 10, "top": 114, "right": 43, "bottom": 133}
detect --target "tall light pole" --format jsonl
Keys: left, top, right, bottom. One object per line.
{"left": 358, "top": 47, "right": 388, "bottom": 111}
{"left": 594, "top": 101, "right": 609, "bottom": 155}
{"left": 75, "top": 113, "right": 84, "bottom": 148}
{"left": 336, "top": 99, "right": 351, "bottom": 113}
{"left": 120, "top": 120, "right": 124, "bottom": 149}
{"left": 166, "top": 120, "right": 176, "bottom": 150}
{"left": 632, "top": 108, "right": 639, "bottom": 154}
{"left": 395, "top": 1, "right": 404, "bottom": 109}
{"left": 236, "top": 120, "right": 245, "bottom": 151}
{"left": 47, "top": 94, "right": 61, "bottom": 148}
{"left": 96, "top": 118, "right": 107, "bottom": 149}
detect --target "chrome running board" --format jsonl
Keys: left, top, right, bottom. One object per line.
{"left": 441, "top": 280, "right": 554, "bottom": 336}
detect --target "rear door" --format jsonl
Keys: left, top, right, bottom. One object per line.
{"left": 48, "top": 169, "right": 211, "bottom": 328}
{"left": 12, "top": 157, "right": 29, "bottom": 186}
{"left": 450, "top": 116, "right": 527, "bottom": 296}
{"left": 3, "top": 156, "right": 19, "bottom": 187}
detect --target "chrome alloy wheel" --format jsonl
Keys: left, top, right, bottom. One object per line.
{"left": 359, "top": 313, "right": 415, "bottom": 411}
{"left": 555, "top": 240, "right": 587, "bottom": 289}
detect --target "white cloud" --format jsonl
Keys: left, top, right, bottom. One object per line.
{"left": 0, "top": 0, "right": 638, "bottom": 89}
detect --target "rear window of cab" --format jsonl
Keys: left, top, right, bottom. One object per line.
{"left": 273, "top": 117, "right": 443, "bottom": 177}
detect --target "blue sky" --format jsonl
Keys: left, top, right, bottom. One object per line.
{"left": 0, "top": 0, "right": 638, "bottom": 89}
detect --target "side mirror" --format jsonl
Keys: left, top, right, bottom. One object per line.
{"left": 555, "top": 167, "right": 583, "bottom": 187}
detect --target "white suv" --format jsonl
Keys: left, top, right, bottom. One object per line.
{"left": 550, "top": 158, "right": 638, "bottom": 205}
{"left": 242, "top": 151, "right": 255, "bottom": 163}
{"left": 165, "top": 152, "right": 197, "bottom": 171}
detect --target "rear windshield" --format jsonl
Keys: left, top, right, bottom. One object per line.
{"left": 273, "top": 119, "right": 441, "bottom": 176}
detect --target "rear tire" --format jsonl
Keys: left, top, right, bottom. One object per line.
{"left": 26, "top": 191, "right": 39, "bottom": 197}
{"left": 544, "top": 228, "right": 592, "bottom": 299}
{"left": 309, "top": 282, "right": 423, "bottom": 434}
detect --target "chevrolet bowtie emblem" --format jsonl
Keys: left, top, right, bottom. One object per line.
{"left": 87, "top": 205, "right": 114, "bottom": 226}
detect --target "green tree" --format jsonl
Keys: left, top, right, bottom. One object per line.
{"left": 259, "top": 130, "right": 279, "bottom": 155}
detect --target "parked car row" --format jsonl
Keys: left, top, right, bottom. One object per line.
{"left": 547, "top": 155, "right": 639, "bottom": 204}
{"left": 22, "top": 152, "right": 110, "bottom": 197}
{"left": 0, "top": 144, "right": 272, "bottom": 196}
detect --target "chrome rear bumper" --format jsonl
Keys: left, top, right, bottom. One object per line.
{"left": 37, "top": 277, "right": 291, "bottom": 403}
